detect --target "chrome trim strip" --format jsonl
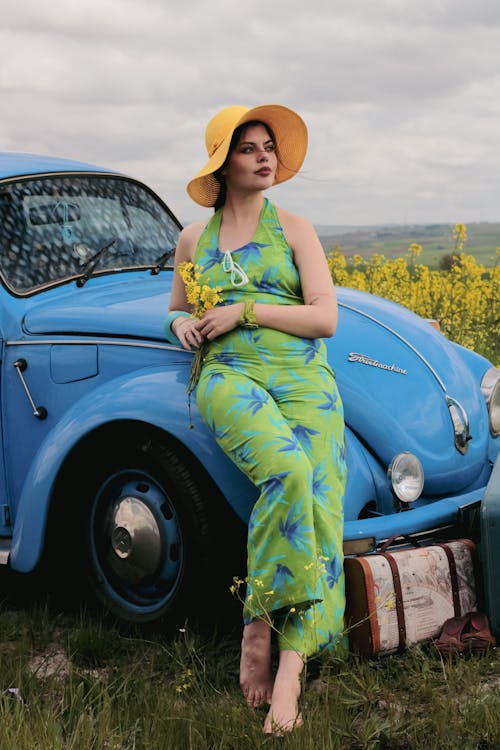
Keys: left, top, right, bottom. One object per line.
{"left": 0, "top": 170, "right": 121, "bottom": 184}
{"left": 339, "top": 301, "right": 447, "bottom": 392}
{"left": 6, "top": 339, "right": 188, "bottom": 353}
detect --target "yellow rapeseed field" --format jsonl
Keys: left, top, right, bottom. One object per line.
{"left": 328, "top": 225, "right": 499, "bottom": 363}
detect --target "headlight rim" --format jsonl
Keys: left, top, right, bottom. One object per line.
{"left": 481, "top": 367, "right": 500, "bottom": 436}
{"left": 387, "top": 451, "right": 424, "bottom": 504}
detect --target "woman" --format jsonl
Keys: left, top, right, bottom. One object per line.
{"left": 165, "top": 104, "right": 346, "bottom": 734}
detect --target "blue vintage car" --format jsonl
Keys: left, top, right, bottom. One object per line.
{"left": 1, "top": 152, "right": 499, "bottom": 624}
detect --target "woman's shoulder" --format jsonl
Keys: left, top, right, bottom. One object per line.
{"left": 176, "top": 219, "right": 209, "bottom": 257}
{"left": 274, "top": 205, "right": 318, "bottom": 245}
{"left": 179, "top": 219, "right": 209, "bottom": 243}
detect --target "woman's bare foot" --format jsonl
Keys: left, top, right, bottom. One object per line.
{"left": 240, "top": 619, "right": 273, "bottom": 707}
{"left": 264, "top": 650, "right": 304, "bottom": 735}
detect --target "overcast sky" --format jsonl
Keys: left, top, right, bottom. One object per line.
{"left": 1, "top": 0, "right": 499, "bottom": 226}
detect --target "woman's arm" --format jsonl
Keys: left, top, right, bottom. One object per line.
{"left": 198, "top": 211, "right": 337, "bottom": 341}
{"left": 167, "top": 222, "right": 207, "bottom": 349}
{"left": 168, "top": 222, "right": 206, "bottom": 313}
{"left": 255, "top": 210, "right": 337, "bottom": 337}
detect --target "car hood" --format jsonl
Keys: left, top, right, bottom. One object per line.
{"left": 329, "top": 287, "right": 489, "bottom": 494}
{"left": 23, "top": 275, "right": 170, "bottom": 341}
{"left": 23, "top": 278, "right": 490, "bottom": 493}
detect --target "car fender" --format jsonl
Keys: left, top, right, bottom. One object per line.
{"left": 343, "top": 427, "right": 391, "bottom": 521}
{"left": 9, "top": 365, "right": 251, "bottom": 572}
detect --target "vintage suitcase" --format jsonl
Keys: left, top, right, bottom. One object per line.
{"left": 344, "top": 539, "right": 477, "bottom": 657}
{"left": 481, "top": 456, "right": 500, "bottom": 639}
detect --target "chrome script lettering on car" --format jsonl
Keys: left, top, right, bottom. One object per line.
{"left": 348, "top": 352, "right": 408, "bottom": 375}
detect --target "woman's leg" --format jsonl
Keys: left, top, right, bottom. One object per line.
{"left": 240, "top": 619, "right": 273, "bottom": 707}
{"left": 271, "top": 364, "right": 347, "bottom": 657}
{"left": 197, "top": 365, "right": 321, "bottom": 616}
{"left": 264, "top": 649, "right": 304, "bottom": 734}
{"left": 196, "top": 359, "right": 345, "bottom": 730}
{"left": 196, "top": 365, "right": 319, "bottom": 707}
{"left": 264, "top": 366, "right": 346, "bottom": 734}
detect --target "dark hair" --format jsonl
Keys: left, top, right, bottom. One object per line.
{"left": 213, "top": 120, "right": 277, "bottom": 212}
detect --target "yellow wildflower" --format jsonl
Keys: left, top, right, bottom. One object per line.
{"left": 178, "top": 261, "right": 222, "bottom": 318}
{"left": 408, "top": 242, "right": 422, "bottom": 257}
{"left": 200, "top": 284, "right": 222, "bottom": 310}
{"left": 386, "top": 595, "right": 395, "bottom": 611}
{"left": 453, "top": 223, "right": 468, "bottom": 253}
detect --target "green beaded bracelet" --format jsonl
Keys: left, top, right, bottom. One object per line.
{"left": 239, "top": 298, "right": 258, "bottom": 329}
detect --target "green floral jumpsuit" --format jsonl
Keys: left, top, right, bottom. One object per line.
{"left": 195, "top": 198, "right": 346, "bottom": 657}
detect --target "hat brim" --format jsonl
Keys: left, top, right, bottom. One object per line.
{"left": 187, "top": 104, "right": 308, "bottom": 207}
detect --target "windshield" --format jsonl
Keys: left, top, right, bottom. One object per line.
{"left": 0, "top": 173, "right": 181, "bottom": 293}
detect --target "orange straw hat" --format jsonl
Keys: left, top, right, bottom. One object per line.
{"left": 187, "top": 104, "right": 308, "bottom": 207}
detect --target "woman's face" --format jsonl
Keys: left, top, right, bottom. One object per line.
{"left": 224, "top": 124, "right": 277, "bottom": 194}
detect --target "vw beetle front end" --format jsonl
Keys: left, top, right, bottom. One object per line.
{"left": 330, "top": 287, "right": 499, "bottom": 552}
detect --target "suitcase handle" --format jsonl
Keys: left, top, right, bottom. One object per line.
{"left": 377, "top": 534, "right": 422, "bottom": 553}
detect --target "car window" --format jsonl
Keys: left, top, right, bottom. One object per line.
{"left": 0, "top": 174, "right": 180, "bottom": 293}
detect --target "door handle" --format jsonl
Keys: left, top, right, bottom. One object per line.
{"left": 13, "top": 358, "right": 47, "bottom": 420}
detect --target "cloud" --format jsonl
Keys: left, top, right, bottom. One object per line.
{"left": 1, "top": 0, "right": 499, "bottom": 225}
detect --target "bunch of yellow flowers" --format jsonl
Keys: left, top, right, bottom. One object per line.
{"left": 177, "top": 261, "right": 223, "bottom": 426}
{"left": 178, "top": 262, "right": 222, "bottom": 318}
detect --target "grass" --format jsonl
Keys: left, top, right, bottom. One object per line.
{"left": 0, "top": 595, "right": 499, "bottom": 749}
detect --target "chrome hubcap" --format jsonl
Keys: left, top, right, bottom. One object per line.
{"left": 108, "top": 495, "right": 163, "bottom": 584}
{"left": 91, "top": 470, "right": 183, "bottom": 612}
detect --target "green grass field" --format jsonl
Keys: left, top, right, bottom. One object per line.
{"left": 0, "top": 593, "right": 499, "bottom": 749}
{"left": 317, "top": 223, "right": 500, "bottom": 268}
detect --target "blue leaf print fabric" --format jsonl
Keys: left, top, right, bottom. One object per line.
{"left": 194, "top": 198, "right": 346, "bottom": 658}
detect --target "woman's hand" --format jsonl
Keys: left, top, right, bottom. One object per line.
{"left": 172, "top": 316, "right": 205, "bottom": 350}
{"left": 198, "top": 303, "right": 244, "bottom": 340}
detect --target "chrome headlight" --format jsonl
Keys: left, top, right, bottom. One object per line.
{"left": 481, "top": 367, "right": 500, "bottom": 436}
{"left": 387, "top": 452, "right": 424, "bottom": 503}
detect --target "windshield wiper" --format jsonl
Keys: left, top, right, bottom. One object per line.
{"left": 76, "top": 238, "right": 117, "bottom": 287}
{"left": 150, "top": 247, "right": 176, "bottom": 275}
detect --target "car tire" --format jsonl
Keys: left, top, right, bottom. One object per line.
{"left": 82, "top": 436, "right": 210, "bottom": 626}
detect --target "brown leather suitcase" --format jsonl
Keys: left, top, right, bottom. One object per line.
{"left": 344, "top": 539, "right": 477, "bottom": 657}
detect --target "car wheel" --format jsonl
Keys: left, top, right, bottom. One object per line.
{"left": 86, "top": 439, "right": 209, "bottom": 625}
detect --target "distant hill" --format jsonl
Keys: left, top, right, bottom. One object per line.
{"left": 316, "top": 222, "right": 500, "bottom": 268}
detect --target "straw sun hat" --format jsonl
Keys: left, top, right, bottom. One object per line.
{"left": 187, "top": 104, "right": 308, "bottom": 207}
